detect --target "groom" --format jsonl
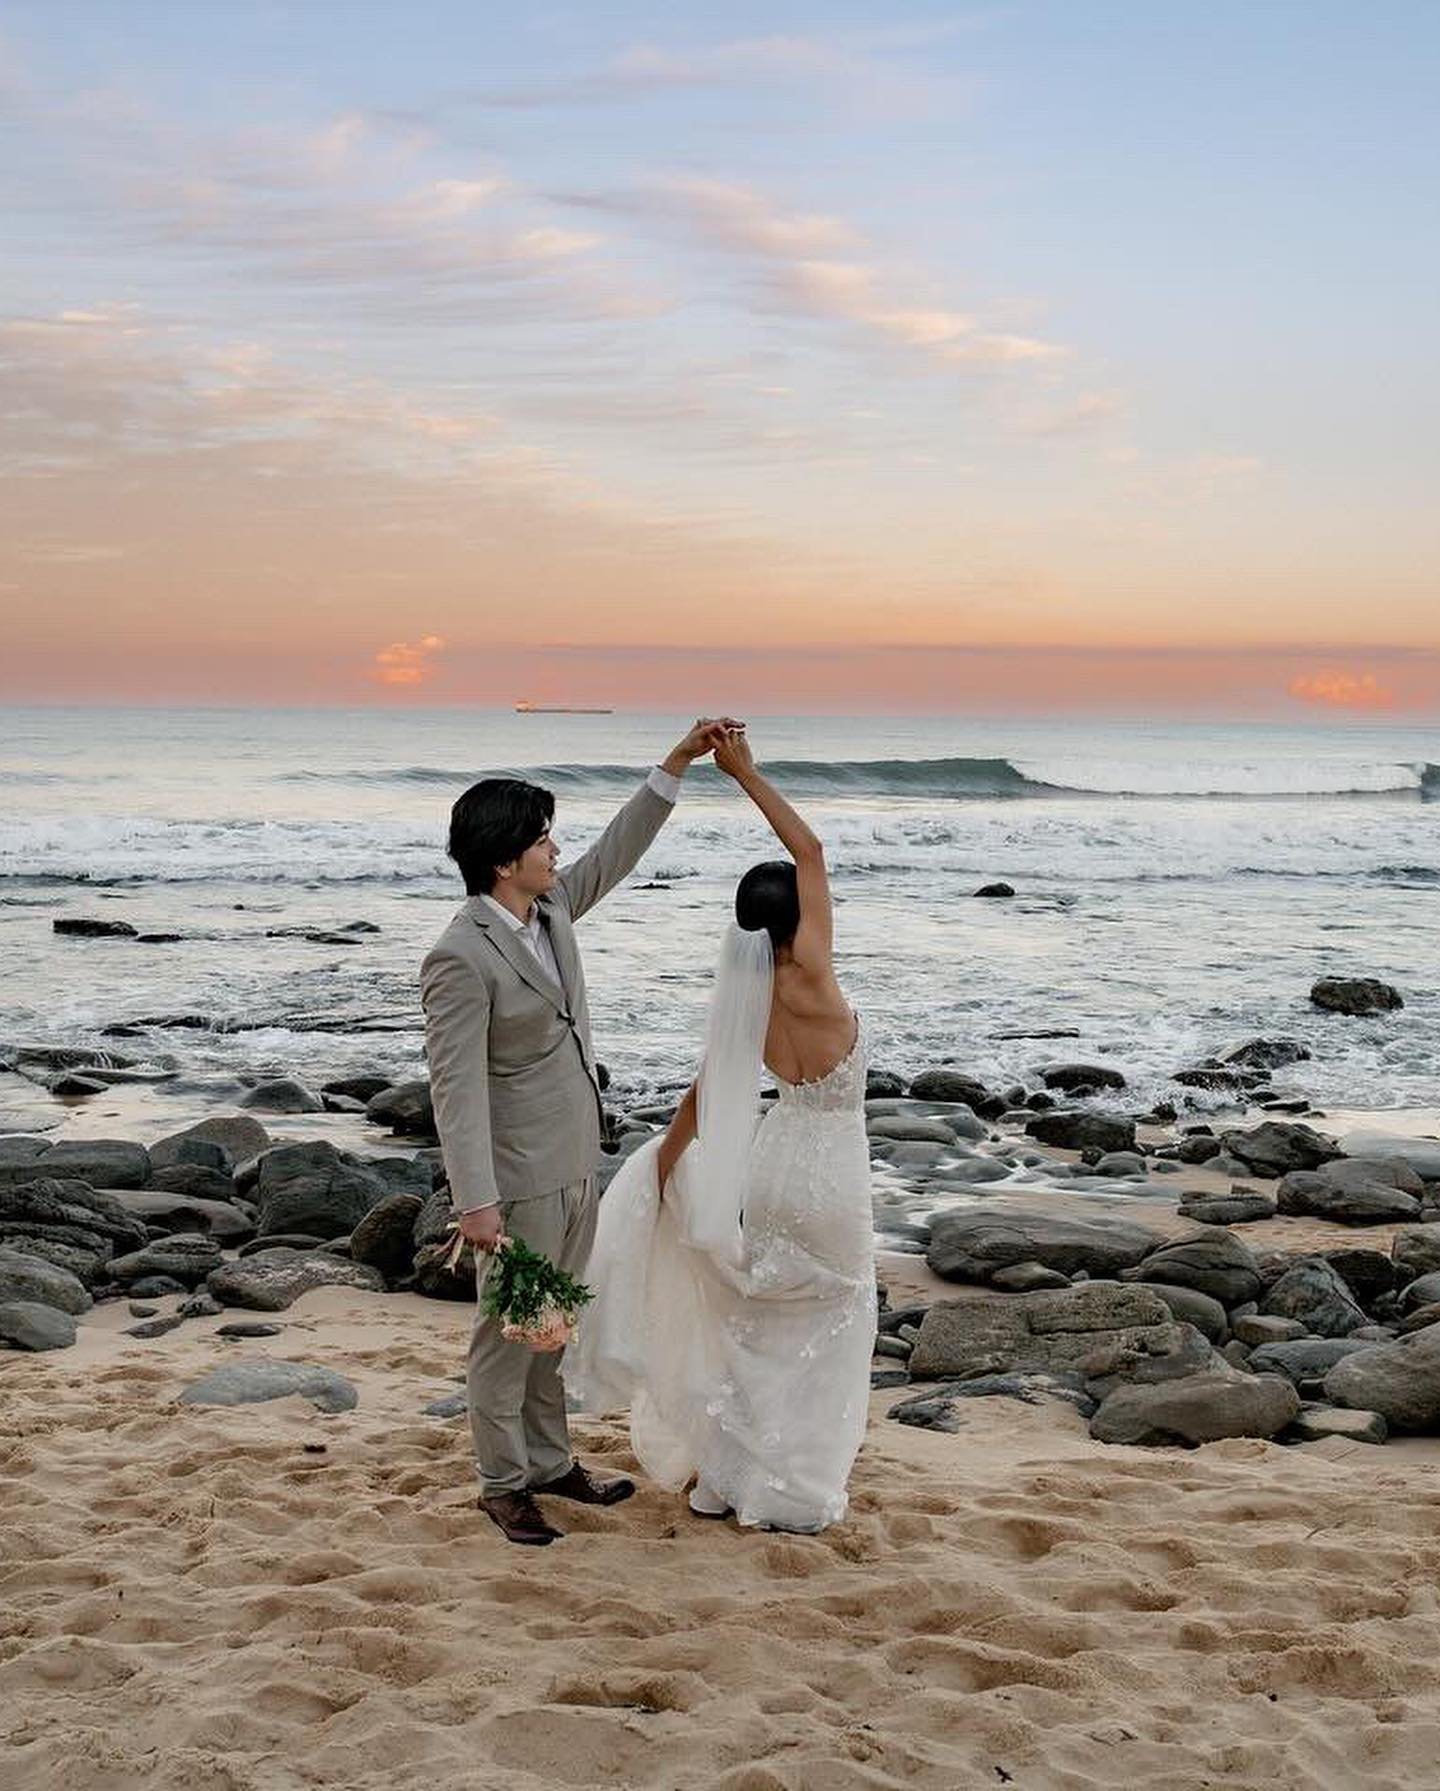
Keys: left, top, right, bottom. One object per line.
{"left": 421, "top": 718, "right": 734, "bottom": 1545}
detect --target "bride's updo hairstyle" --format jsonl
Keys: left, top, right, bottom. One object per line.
{"left": 735, "top": 860, "right": 800, "bottom": 952}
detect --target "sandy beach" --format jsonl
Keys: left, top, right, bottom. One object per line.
{"left": 6, "top": 1237, "right": 1440, "bottom": 1791}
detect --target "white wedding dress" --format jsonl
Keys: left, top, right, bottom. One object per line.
{"left": 570, "top": 937, "right": 876, "bottom": 1532}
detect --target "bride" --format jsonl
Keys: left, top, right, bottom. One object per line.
{"left": 570, "top": 726, "right": 876, "bottom": 1532}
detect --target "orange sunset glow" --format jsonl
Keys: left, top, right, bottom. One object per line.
{"left": 1, "top": 10, "right": 1436, "bottom": 716}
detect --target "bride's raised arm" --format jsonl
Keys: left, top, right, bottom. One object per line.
{"left": 713, "top": 728, "right": 832, "bottom": 969}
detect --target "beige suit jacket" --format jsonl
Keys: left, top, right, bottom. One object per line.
{"left": 420, "top": 778, "right": 674, "bottom": 1212}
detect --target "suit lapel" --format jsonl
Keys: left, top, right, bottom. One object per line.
{"left": 465, "top": 899, "right": 566, "bottom": 1013}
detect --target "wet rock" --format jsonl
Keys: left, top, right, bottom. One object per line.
{"left": 1175, "top": 1133, "right": 1223, "bottom": 1166}
{"left": 1259, "top": 1259, "right": 1367, "bottom": 1337}
{"left": 207, "top": 1248, "right": 385, "bottom": 1312}
{"left": 1247, "top": 1338, "right": 1374, "bottom": 1384}
{"left": 1219, "top": 1122, "right": 1341, "bottom": 1179}
{"left": 1040, "top": 1063, "right": 1127, "bottom": 1093}
{"left": 28, "top": 1139, "right": 151, "bottom": 1190}
{"left": 0, "top": 1247, "right": 93, "bottom": 1315}
{"left": 146, "top": 1162, "right": 240, "bottom": 1202}
{"left": 1025, "top": 1111, "right": 1137, "bottom": 1155}
{"left": 113, "top": 1189, "right": 252, "bottom": 1242}
{"left": 1341, "top": 1134, "right": 1440, "bottom": 1181}
{"left": 128, "top": 1275, "right": 188, "bottom": 1298}
{"left": 1172, "top": 1065, "right": 1268, "bottom": 1095}
{"left": 0, "top": 1177, "right": 147, "bottom": 1258}
{"left": 53, "top": 917, "right": 138, "bottom": 938}
{"left": 0, "top": 1300, "right": 77, "bottom": 1350}
{"left": 178, "top": 1361, "right": 358, "bottom": 1413}
{"left": 216, "top": 1321, "right": 283, "bottom": 1338}
{"left": 1176, "top": 1187, "right": 1277, "bottom": 1226}
{"left": 350, "top": 1193, "right": 425, "bottom": 1282}
{"left": 1221, "top": 1039, "right": 1312, "bottom": 1071}
{"left": 908, "top": 1069, "right": 998, "bottom": 1114}
{"left": 1124, "top": 1232, "right": 1262, "bottom": 1307}
{"left": 366, "top": 1155, "right": 439, "bottom": 1199}
{"left": 1310, "top": 977, "right": 1404, "bottom": 1016}
{"left": 149, "top": 1117, "right": 271, "bottom": 1172}
{"left": 865, "top": 1070, "right": 906, "bottom": 1099}
{"left": 867, "top": 1115, "right": 961, "bottom": 1145}
{"left": 107, "top": 1235, "right": 225, "bottom": 1289}
{"left": 239, "top": 1078, "right": 325, "bottom": 1115}
{"left": 1090, "top": 1367, "right": 1298, "bottom": 1447}
{"left": 0, "top": 1236, "right": 106, "bottom": 1287}
{"left": 972, "top": 882, "right": 1016, "bottom": 899}
{"left": 365, "top": 1080, "right": 436, "bottom": 1137}
{"left": 322, "top": 1073, "right": 394, "bottom": 1103}
{"left": 0, "top": 1136, "right": 54, "bottom": 1170}
{"left": 1277, "top": 1158, "right": 1424, "bottom": 1224}
{"left": 927, "top": 1208, "right": 1162, "bottom": 1285}
{"left": 1324, "top": 1328, "right": 1440, "bottom": 1430}
{"left": 1400, "top": 1271, "right": 1440, "bottom": 1313}
{"left": 50, "top": 1073, "right": 108, "bottom": 1098}
{"left": 177, "top": 1291, "right": 223, "bottom": 1318}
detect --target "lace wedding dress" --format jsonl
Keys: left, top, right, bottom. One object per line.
{"left": 570, "top": 969, "right": 876, "bottom": 1533}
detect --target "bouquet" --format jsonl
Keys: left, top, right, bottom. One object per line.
{"left": 447, "top": 1227, "right": 593, "bottom": 1352}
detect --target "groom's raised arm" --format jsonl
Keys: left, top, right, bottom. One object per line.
{"left": 421, "top": 947, "right": 500, "bottom": 1214}
{"left": 557, "top": 718, "right": 734, "bottom": 922}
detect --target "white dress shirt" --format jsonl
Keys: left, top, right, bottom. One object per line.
{"left": 479, "top": 764, "right": 681, "bottom": 992}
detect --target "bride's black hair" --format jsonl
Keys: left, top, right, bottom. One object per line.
{"left": 735, "top": 860, "right": 799, "bottom": 951}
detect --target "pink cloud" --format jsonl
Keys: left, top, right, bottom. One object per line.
{"left": 1288, "top": 670, "right": 1397, "bottom": 711}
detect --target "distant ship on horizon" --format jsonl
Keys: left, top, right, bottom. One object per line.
{"left": 514, "top": 700, "right": 614, "bottom": 714}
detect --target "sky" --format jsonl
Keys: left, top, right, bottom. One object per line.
{"left": 1, "top": 1, "right": 1438, "bottom": 714}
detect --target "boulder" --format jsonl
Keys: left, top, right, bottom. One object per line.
{"left": 926, "top": 1208, "right": 1163, "bottom": 1285}
{"left": 907, "top": 1069, "right": 1000, "bottom": 1115}
{"left": 1141, "top": 1283, "right": 1229, "bottom": 1344}
{"left": 1324, "top": 1328, "right": 1440, "bottom": 1430}
{"left": 867, "top": 1115, "right": 961, "bottom": 1145}
{"left": 0, "top": 1301, "right": 78, "bottom": 1351}
{"left": 1311, "top": 977, "right": 1404, "bottom": 1016}
{"left": 147, "top": 1163, "right": 240, "bottom": 1204}
{"left": 1400, "top": 1271, "right": 1440, "bottom": 1314}
{"left": 239, "top": 1078, "right": 325, "bottom": 1115}
{"left": 53, "top": 917, "right": 137, "bottom": 938}
{"left": 1247, "top": 1338, "right": 1374, "bottom": 1384}
{"left": 149, "top": 1117, "right": 271, "bottom": 1171}
{"left": 865, "top": 1071, "right": 906, "bottom": 1099}
{"left": 250, "top": 1140, "right": 392, "bottom": 1238}
{"left": 1175, "top": 1133, "right": 1223, "bottom": 1165}
{"left": 0, "top": 1235, "right": 107, "bottom": 1286}
{"left": 1040, "top": 1063, "right": 1127, "bottom": 1093}
{"left": 1399, "top": 1304, "right": 1440, "bottom": 1336}
{"left": 1089, "top": 1367, "right": 1299, "bottom": 1446}
{"left": 1277, "top": 1158, "right": 1424, "bottom": 1224}
{"left": 207, "top": 1248, "right": 385, "bottom": 1312}
{"left": 349, "top": 1193, "right": 425, "bottom": 1282}
{"left": 113, "top": 1189, "right": 253, "bottom": 1241}
{"left": 321, "top": 1073, "right": 394, "bottom": 1103}
{"left": 1286, "top": 1405, "right": 1388, "bottom": 1445}
{"left": 106, "top": 1235, "right": 225, "bottom": 1289}
{"left": 365, "top": 1080, "right": 436, "bottom": 1137}
{"left": 1220, "top": 1122, "right": 1340, "bottom": 1179}
{"left": 990, "top": 1262, "right": 1070, "bottom": 1292}
{"left": 972, "top": 883, "right": 1016, "bottom": 899}
{"left": 1177, "top": 1187, "right": 1277, "bottom": 1226}
{"left": 1259, "top": 1259, "right": 1367, "bottom": 1337}
{"left": 1320, "top": 1247, "right": 1396, "bottom": 1307}
{"left": 0, "top": 1176, "right": 147, "bottom": 1257}
{"left": 1172, "top": 1066, "right": 1267, "bottom": 1095}
{"left": 0, "top": 1137, "right": 54, "bottom": 1169}
{"left": 178, "top": 1361, "right": 358, "bottom": 1413}
{"left": 1124, "top": 1232, "right": 1262, "bottom": 1307}
{"left": 1024, "top": 1111, "right": 1137, "bottom": 1155}
{"left": 1341, "top": 1133, "right": 1440, "bottom": 1182}
{"left": 908, "top": 1283, "right": 1210, "bottom": 1397}
{"left": 412, "top": 1237, "right": 477, "bottom": 1301}
{"left": 365, "top": 1155, "right": 439, "bottom": 1199}
{"left": 50, "top": 1074, "right": 107, "bottom": 1098}
{"left": 25, "top": 1139, "right": 151, "bottom": 1190}
{"left": 1392, "top": 1228, "right": 1440, "bottom": 1287}
{"left": 0, "top": 1248, "right": 93, "bottom": 1315}
{"left": 1232, "top": 1314, "right": 1308, "bottom": 1346}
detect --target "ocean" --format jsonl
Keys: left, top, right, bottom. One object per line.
{"left": 2, "top": 707, "right": 1436, "bottom": 1116}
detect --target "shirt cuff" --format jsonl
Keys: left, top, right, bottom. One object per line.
{"left": 647, "top": 765, "right": 682, "bottom": 804}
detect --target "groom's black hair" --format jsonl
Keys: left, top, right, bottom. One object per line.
{"left": 735, "top": 860, "right": 800, "bottom": 951}
{"left": 448, "top": 778, "right": 555, "bottom": 895}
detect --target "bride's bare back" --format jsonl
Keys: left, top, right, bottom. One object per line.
{"left": 764, "top": 960, "right": 856, "bottom": 1086}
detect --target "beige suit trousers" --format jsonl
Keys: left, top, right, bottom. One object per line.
{"left": 467, "top": 1177, "right": 597, "bottom": 1497}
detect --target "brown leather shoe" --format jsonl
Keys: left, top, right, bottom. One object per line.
{"left": 531, "top": 1461, "right": 636, "bottom": 1506}
{"left": 479, "top": 1490, "right": 563, "bottom": 1545}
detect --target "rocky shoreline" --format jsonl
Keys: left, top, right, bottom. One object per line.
{"left": 5, "top": 985, "right": 1440, "bottom": 1452}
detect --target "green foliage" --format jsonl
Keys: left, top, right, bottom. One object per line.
{"left": 481, "top": 1236, "right": 594, "bottom": 1328}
